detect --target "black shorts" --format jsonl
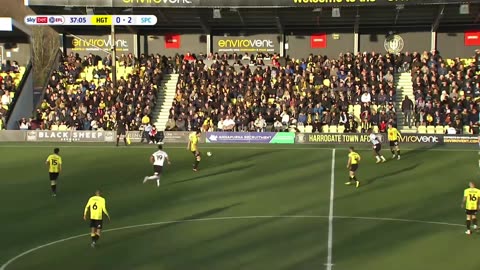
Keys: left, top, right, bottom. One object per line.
{"left": 117, "top": 129, "right": 126, "bottom": 136}
{"left": 350, "top": 164, "right": 359, "bottom": 172}
{"left": 374, "top": 143, "right": 382, "bottom": 152}
{"left": 153, "top": 165, "right": 163, "bottom": 174}
{"left": 389, "top": 140, "right": 399, "bottom": 147}
{"left": 466, "top": 210, "right": 478, "bottom": 215}
{"left": 49, "top": 172, "right": 59, "bottom": 181}
{"left": 90, "top": 219, "right": 103, "bottom": 229}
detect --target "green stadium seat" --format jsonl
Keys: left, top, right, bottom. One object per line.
{"left": 373, "top": 126, "right": 379, "bottom": 133}
{"left": 297, "top": 125, "right": 305, "bottom": 133}
{"left": 329, "top": 125, "right": 337, "bottom": 133}
{"left": 50, "top": 124, "right": 59, "bottom": 131}
{"left": 337, "top": 125, "right": 345, "bottom": 133}
{"left": 435, "top": 126, "right": 445, "bottom": 134}
{"left": 322, "top": 125, "right": 329, "bottom": 133}
{"left": 304, "top": 125, "right": 313, "bottom": 133}
{"left": 417, "top": 126, "right": 427, "bottom": 133}
{"left": 426, "top": 126, "right": 435, "bottom": 134}
{"left": 58, "top": 125, "right": 68, "bottom": 131}
{"left": 463, "top": 125, "right": 472, "bottom": 134}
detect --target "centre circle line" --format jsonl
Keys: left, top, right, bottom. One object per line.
{"left": 0, "top": 215, "right": 463, "bottom": 270}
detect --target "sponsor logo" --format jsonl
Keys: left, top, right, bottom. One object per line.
{"left": 307, "top": 134, "right": 376, "bottom": 143}
{"left": 397, "top": 135, "right": 441, "bottom": 144}
{"left": 25, "top": 16, "right": 36, "bottom": 24}
{"left": 217, "top": 39, "right": 275, "bottom": 52}
{"left": 36, "top": 17, "right": 48, "bottom": 23}
{"left": 384, "top": 34, "right": 404, "bottom": 53}
{"left": 71, "top": 36, "right": 129, "bottom": 51}
{"left": 26, "top": 131, "right": 37, "bottom": 141}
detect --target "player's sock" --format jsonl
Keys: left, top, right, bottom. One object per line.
{"left": 381, "top": 156, "right": 386, "bottom": 161}
{"left": 51, "top": 184, "right": 56, "bottom": 194}
{"left": 194, "top": 160, "right": 199, "bottom": 169}
{"left": 116, "top": 138, "right": 119, "bottom": 146}
{"left": 157, "top": 179, "right": 160, "bottom": 187}
{"left": 375, "top": 156, "right": 380, "bottom": 162}
{"left": 397, "top": 150, "right": 400, "bottom": 156}
{"left": 91, "top": 233, "right": 96, "bottom": 242}
{"left": 466, "top": 220, "right": 471, "bottom": 230}
{"left": 146, "top": 175, "right": 158, "bottom": 180}
{"left": 391, "top": 149, "right": 395, "bottom": 155}
{"left": 94, "top": 234, "right": 100, "bottom": 242}
{"left": 473, "top": 218, "right": 477, "bottom": 228}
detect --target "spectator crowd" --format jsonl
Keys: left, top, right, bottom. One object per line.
{"left": 14, "top": 48, "right": 480, "bottom": 135}
{"left": 0, "top": 60, "right": 22, "bottom": 130}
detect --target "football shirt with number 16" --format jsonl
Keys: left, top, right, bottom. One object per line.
{"left": 464, "top": 188, "right": 480, "bottom": 210}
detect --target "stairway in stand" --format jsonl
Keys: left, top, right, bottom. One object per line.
{"left": 152, "top": 73, "right": 179, "bottom": 130}
{"left": 394, "top": 72, "right": 416, "bottom": 134}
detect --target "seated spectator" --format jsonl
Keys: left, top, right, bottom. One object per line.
{"left": 223, "top": 116, "right": 235, "bottom": 131}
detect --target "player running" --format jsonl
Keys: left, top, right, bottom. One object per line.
{"left": 345, "top": 146, "right": 361, "bottom": 188}
{"left": 83, "top": 190, "right": 110, "bottom": 247}
{"left": 188, "top": 130, "right": 202, "bottom": 172}
{"left": 116, "top": 115, "right": 129, "bottom": 147}
{"left": 368, "top": 128, "right": 386, "bottom": 164}
{"left": 143, "top": 145, "right": 171, "bottom": 187}
{"left": 387, "top": 123, "right": 401, "bottom": 160}
{"left": 45, "top": 148, "right": 62, "bottom": 197}
{"left": 462, "top": 182, "right": 480, "bottom": 235}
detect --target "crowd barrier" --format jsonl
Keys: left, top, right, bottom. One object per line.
{"left": 0, "top": 131, "right": 477, "bottom": 145}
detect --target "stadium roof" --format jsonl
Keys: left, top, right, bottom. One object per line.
{"left": 26, "top": 1, "right": 480, "bottom": 33}
{"left": 0, "top": 17, "right": 31, "bottom": 41}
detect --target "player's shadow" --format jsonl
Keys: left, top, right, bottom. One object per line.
{"left": 401, "top": 144, "right": 442, "bottom": 158}
{"left": 169, "top": 164, "right": 255, "bottom": 185}
{"left": 365, "top": 164, "right": 420, "bottom": 186}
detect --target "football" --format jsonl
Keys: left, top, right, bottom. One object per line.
{"left": 206, "top": 152, "right": 212, "bottom": 156}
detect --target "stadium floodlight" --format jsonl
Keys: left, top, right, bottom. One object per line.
{"left": 459, "top": 4, "right": 469, "bottom": 15}
{"left": 213, "top": 9, "right": 222, "bottom": 19}
{"left": 332, "top": 8, "right": 340, "bottom": 18}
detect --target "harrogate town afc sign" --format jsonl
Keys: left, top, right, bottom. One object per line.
{"left": 384, "top": 34, "right": 404, "bottom": 53}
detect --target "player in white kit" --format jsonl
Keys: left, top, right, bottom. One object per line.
{"left": 143, "top": 145, "right": 171, "bottom": 187}
{"left": 368, "top": 129, "right": 386, "bottom": 164}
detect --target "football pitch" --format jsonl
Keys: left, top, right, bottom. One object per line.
{"left": 1, "top": 142, "right": 479, "bottom": 270}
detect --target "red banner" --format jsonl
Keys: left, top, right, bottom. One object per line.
{"left": 310, "top": 33, "right": 327, "bottom": 48}
{"left": 464, "top": 31, "right": 480, "bottom": 46}
{"left": 165, "top": 34, "right": 181, "bottom": 49}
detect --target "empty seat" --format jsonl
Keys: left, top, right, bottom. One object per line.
{"left": 426, "top": 126, "right": 435, "bottom": 134}
{"left": 417, "top": 126, "right": 427, "bottom": 133}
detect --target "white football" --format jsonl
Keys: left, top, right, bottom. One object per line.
{"left": 207, "top": 152, "right": 212, "bottom": 156}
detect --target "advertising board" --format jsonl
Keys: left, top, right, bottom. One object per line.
{"left": 213, "top": 35, "right": 280, "bottom": 53}
{"left": 206, "top": 132, "right": 294, "bottom": 144}
{"left": 25, "top": 130, "right": 115, "bottom": 142}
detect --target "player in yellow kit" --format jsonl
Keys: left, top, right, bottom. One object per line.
{"left": 346, "top": 147, "right": 361, "bottom": 188}
{"left": 188, "top": 130, "right": 202, "bottom": 172}
{"left": 462, "top": 182, "right": 480, "bottom": 235}
{"left": 83, "top": 190, "right": 110, "bottom": 247}
{"left": 45, "top": 148, "right": 62, "bottom": 197}
{"left": 387, "top": 123, "right": 401, "bottom": 160}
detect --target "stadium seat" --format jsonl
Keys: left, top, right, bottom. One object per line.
{"left": 435, "top": 126, "right": 445, "bottom": 134}
{"left": 417, "top": 126, "right": 427, "bottom": 133}
{"left": 58, "top": 125, "right": 68, "bottom": 131}
{"left": 297, "top": 125, "right": 305, "bottom": 133}
{"left": 337, "top": 125, "right": 345, "bottom": 133}
{"left": 463, "top": 125, "right": 472, "bottom": 134}
{"left": 322, "top": 125, "right": 329, "bottom": 133}
{"left": 50, "top": 125, "right": 59, "bottom": 131}
{"left": 329, "top": 125, "right": 337, "bottom": 133}
{"left": 353, "top": 105, "right": 361, "bottom": 120}
{"left": 348, "top": 105, "right": 354, "bottom": 114}
{"left": 426, "top": 126, "right": 435, "bottom": 134}
{"left": 304, "top": 125, "right": 313, "bottom": 133}
{"left": 373, "top": 126, "right": 379, "bottom": 133}
{"left": 371, "top": 104, "right": 378, "bottom": 112}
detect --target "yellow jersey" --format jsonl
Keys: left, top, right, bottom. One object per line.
{"left": 46, "top": 154, "right": 62, "bottom": 173}
{"left": 189, "top": 132, "right": 198, "bottom": 152}
{"left": 348, "top": 152, "right": 360, "bottom": 165}
{"left": 464, "top": 188, "right": 480, "bottom": 210}
{"left": 84, "top": 195, "right": 110, "bottom": 220}
{"left": 388, "top": 127, "right": 400, "bottom": 141}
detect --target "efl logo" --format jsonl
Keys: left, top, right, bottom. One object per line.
{"left": 49, "top": 16, "right": 65, "bottom": 24}
{"left": 36, "top": 17, "right": 48, "bottom": 23}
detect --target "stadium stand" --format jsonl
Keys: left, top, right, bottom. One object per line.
{"left": 409, "top": 49, "right": 480, "bottom": 134}
{"left": 167, "top": 51, "right": 400, "bottom": 133}
{"left": 35, "top": 52, "right": 171, "bottom": 131}
{"left": 0, "top": 60, "right": 27, "bottom": 130}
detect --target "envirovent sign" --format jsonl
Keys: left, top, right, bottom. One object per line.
{"left": 213, "top": 35, "right": 279, "bottom": 53}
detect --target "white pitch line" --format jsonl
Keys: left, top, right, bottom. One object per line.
{"left": 0, "top": 215, "right": 463, "bottom": 270}
{"left": 0, "top": 144, "right": 477, "bottom": 152}
{"left": 326, "top": 149, "right": 336, "bottom": 270}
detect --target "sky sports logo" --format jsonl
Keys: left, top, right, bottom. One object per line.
{"left": 25, "top": 16, "right": 64, "bottom": 25}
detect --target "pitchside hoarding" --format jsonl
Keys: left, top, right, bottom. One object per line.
{"left": 295, "top": 133, "right": 446, "bottom": 144}
{"left": 206, "top": 132, "right": 295, "bottom": 144}
{"left": 213, "top": 35, "right": 280, "bottom": 53}
{"left": 27, "top": 0, "right": 480, "bottom": 8}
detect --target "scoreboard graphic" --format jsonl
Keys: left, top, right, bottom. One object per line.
{"left": 24, "top": 15, "right": 157, "bottom": 26}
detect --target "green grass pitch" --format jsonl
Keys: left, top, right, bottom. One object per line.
{"left": 1, "top": 143, "right": 480, "bottom": 270}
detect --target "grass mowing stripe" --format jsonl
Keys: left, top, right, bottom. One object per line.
{"left": 326, "top": 149, "right": 336, "bottom": 270}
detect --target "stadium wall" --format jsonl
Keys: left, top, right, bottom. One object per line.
{"left": 140, "top": 33, "right": 207, "bottom": 57}
{"left": 285, "top": 31, "right": 354, "bottom": 58}
{"left": 359, "top": 31, "right": 431, "bottom": 54}
{"left": 0, "top": 41, "right": 30, "bottom": 66}
{"left": 437, "top": 30, "right": 480, "bottom": 58}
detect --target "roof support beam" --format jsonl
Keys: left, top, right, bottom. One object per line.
{"left": 157, "top": 9, "right": 171, "bottom": 25}
{"left": 237, "top": 9, "right": 245, "bottom": 26}
{"left": 197, "top": 15, "right": 211, "bottom": 33}
{"left": 431, "top": 4, "right": 445, "bottom": 32}
{"left": 275, "top": 16, "right": 283, "bottom": 34}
